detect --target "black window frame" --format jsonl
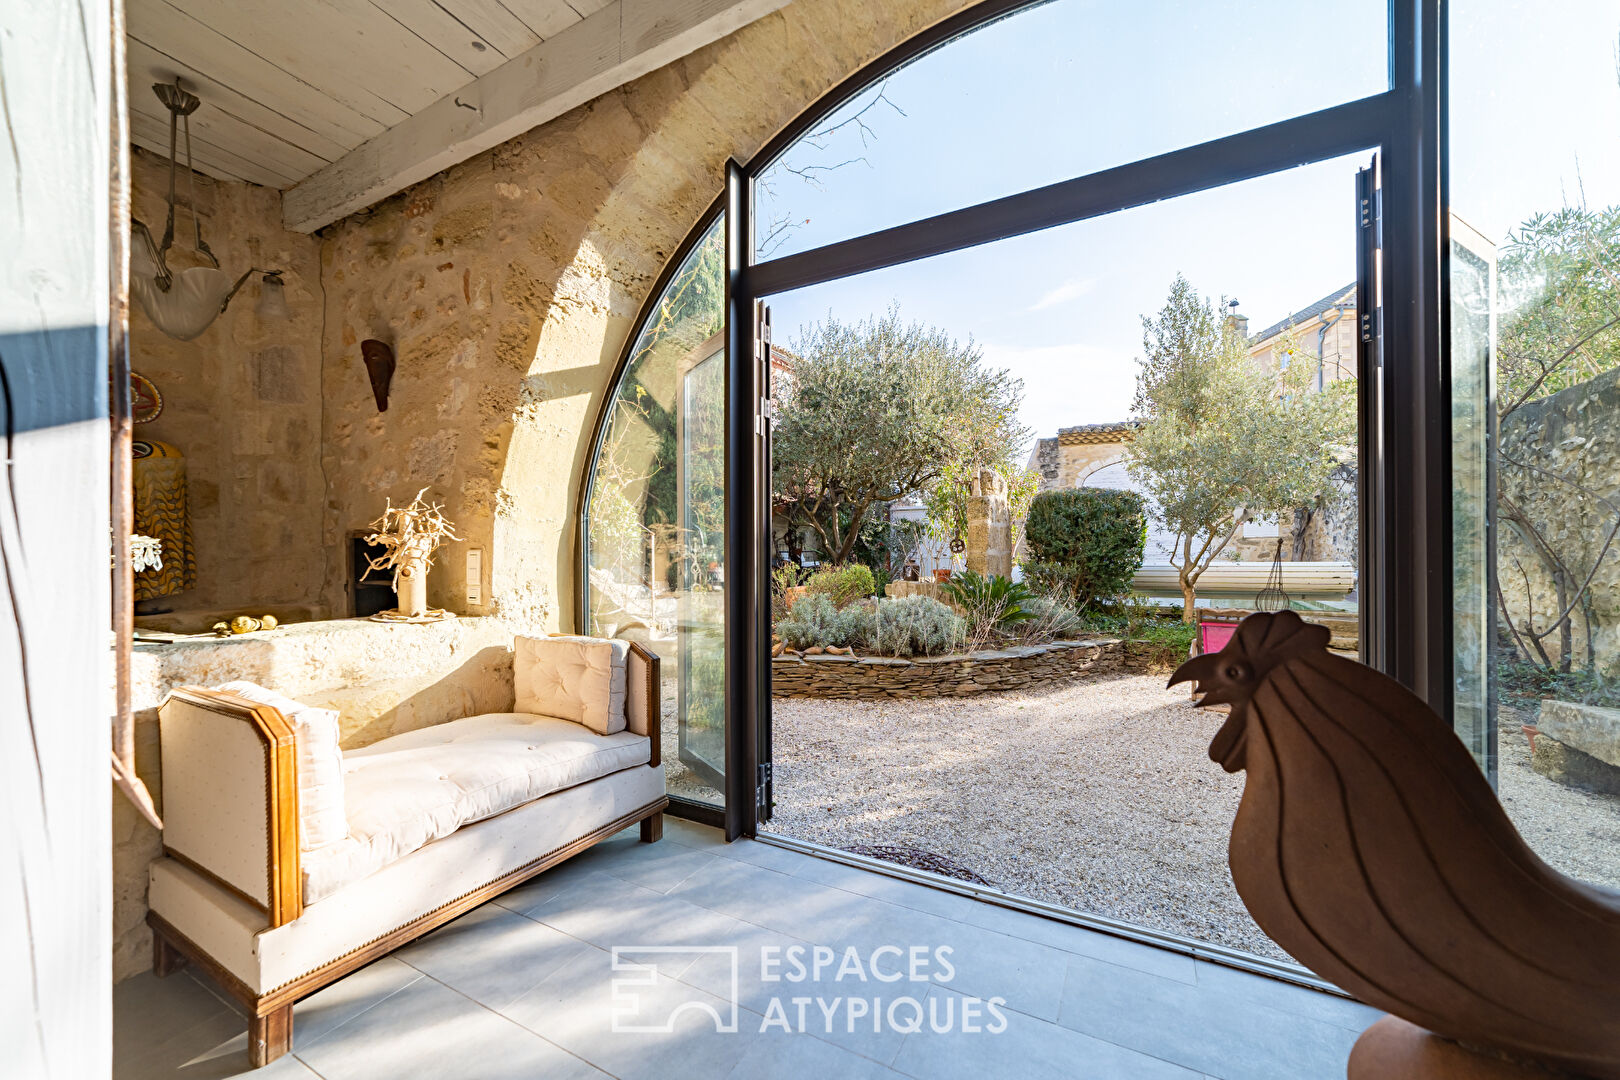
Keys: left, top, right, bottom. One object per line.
{"left": 578, "top": 0, "right": 1451, "bottom": 839}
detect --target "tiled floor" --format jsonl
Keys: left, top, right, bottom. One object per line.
{"left": 115, "top": 818, "right": 1381, "bottom": 1080}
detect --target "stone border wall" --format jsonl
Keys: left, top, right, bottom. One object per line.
{"left": 771, "top": 638, "right": 1124, "bottom": 699}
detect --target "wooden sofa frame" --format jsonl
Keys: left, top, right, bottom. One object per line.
{"left": 147, "top": 641, "right": 667, "bottom": 1067}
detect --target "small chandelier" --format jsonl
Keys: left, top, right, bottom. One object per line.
{"left": 130, "top": 78, "right": 287, "bottom": 341}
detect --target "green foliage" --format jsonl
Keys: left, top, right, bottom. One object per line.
{"left": 1500, "top": 657, "right": 1620, "bottom": 709}
{"left": 772, "top": 306, "right": 1031, "bottom": 566}
{"left": 776, "top": 594, "right": 868, "bottom": 650}
{"left": 1022, "top": 489, "right": 1147, "bottom": 609}
{"left": 942, "top": 570, "right": 1036, "bottom": 627}
{"left": 1125, "top": 274, "right": 1354, "bottom": 620}
{"left": 1072, "top": 599, "right": 1197, "bottom": 668}
{"left": 777, "top": 593, "right": 965, "bottom": 657}
{"left": 770, "top": 562, "right": 806, "bottom": 625}
{"left": 920, "top": 460, "right": 1041, "bottom": 552}
{"left": 805, "top": 563, "right": 876, "bottom": 608}
{"left": 1497, "top": 205, "right": 1620, "bottom": 414}
{"left": 1016, "top": 594, "right": 1086, "bottom": 638}
{"left": 863, "top": 595, "right": 965, "bottom": 657}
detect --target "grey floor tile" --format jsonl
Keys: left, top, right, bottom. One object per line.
{"left": 117, "top": 1008, "right": 318, "bottom": 1080}
{"left": 727, "top": 1029, "right": 907, "bottom": 1080}
{"left": 592, "top": 839, "right": 723, "bottom": 894}
{"left": 525, "top": 873, "right": 753, "bottom": 978}
{"left": 663, "top": 817, "right": 729, "bottom": 850}
{"left": 491, "top": 852, "right": 618, "bottom": 915}
{"left": 293, "top": 955, "right": 422, "bottom": 1048}
{"left": 710, "top": 837, "right": 812, "bottom": 874}
{"left": 1192, "top": 960, "right": 1383, "bottom": 1032}
{"left": 1056, "top": 953, "right": 1361, "bottom": 1080}
{"left": 297, "top": 976, "right": 604, "bottom": 1080}
{"left": 668, "top": 855, "right": 895, "bottom": 940}
{"left": 961, "top": 901, "right": 1200, "bottom": 984}
{"left": 776, "top": 851, "right": 982, "bottom": 921}
{"left": 393, "top": 904, "right": 595, "bottom": 1010}
{"left": 115, "top": 970, "right": 236, "bottom": 1071}
{"left": 893, "top": 985, "right": 1202, "bottom": 1080}
{"left": 501, "top": 947, "right": 757, "bottom": 1080}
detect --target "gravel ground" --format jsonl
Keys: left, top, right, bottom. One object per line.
{"left": 763, "top": 677, "right": 1620, "bottom": 966}
{"left": 766, "top": 673, "right": 1295, "bottom": 962}
{"left": 1497, "top": 702, "right": 1620, "bottom": 892}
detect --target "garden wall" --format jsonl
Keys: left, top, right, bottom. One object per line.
{"left": 771, "top": 638, "right": 1124, "bottom": 699}
{"left": 1499, "top": 366, "right": 1620, "bottom": 672}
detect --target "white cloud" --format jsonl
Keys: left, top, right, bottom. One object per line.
{"left": 1027, "top": 276, "right": 1097, "bottom": 312}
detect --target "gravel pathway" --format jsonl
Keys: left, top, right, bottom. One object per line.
{"left": 1498, "top": 702, "right": 1620, "bottom": 893}
{"left": 764, "top": 677, "right": 1620, "bottom": 966}
{"left": 766, "top": 673, "right": 1294, "bottom": 962}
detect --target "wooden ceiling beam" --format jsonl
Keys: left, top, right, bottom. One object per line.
{"left": 281, "top": 0, "right": 789, "bottom": 233}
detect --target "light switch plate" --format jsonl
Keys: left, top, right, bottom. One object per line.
{"left": 466, "top": 548, "right": 482, "bottom": 607}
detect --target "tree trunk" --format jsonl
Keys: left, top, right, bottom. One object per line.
{"left": 1180, "top": 574, "right": 1198, "bottom": 624}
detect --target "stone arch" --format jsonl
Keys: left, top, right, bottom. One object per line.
{"left": 317, "top": 0, "right": 977, "bottom": 631}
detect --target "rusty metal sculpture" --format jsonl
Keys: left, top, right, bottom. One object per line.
{"left": 360, "top": 339, "right": 395, "bottom": 412}
{"left": 1171, "top": 611, "right": 1620, "bottom": 1080}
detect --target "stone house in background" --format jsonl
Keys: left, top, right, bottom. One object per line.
{"left": 1028, "top": 287, "right": 1362, "bottom": 568}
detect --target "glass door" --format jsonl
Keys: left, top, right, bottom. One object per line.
{"left": 676, "top": 338, "right": 728, "bottom": 792}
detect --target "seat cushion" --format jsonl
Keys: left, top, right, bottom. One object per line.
{"left": 214, "top": 680, "right": 348, "bottom": 851}
{"left": 514, "top": 635, "right": 629, "bottom": 735}
{"left": 301, "top": 713, "right": 650, "bottom": 903}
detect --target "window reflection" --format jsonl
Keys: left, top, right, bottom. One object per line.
{"left": 587, "top": 216, "right": 726, "bottom": 805}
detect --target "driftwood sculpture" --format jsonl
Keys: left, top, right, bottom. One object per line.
{"left": 363, "top": 489, "right": 459, "bottom": 620}
{"left": 1170, "top": 611, "right": 1620, "bottom": 1080}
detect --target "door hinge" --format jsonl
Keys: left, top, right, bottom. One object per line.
{"left": 1360, "top": 307, "right": 1381, "bottom": 343}
{"left": 756, "top": 763, "right": 773, "bottom": 813}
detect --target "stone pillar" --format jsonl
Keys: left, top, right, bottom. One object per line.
{"left": 965, "top": 467, "right": 1012, "bottom": 578}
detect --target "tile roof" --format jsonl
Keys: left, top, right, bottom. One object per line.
{"left": 1248, "top": 284, "right": 1357, "bottom": 345}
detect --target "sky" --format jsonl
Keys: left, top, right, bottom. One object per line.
{"left": 759, "top": 0, "right": 1620, "bottom": 461}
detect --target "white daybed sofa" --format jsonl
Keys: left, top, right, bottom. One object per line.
{"left": 145, "top": 635, "right": 666, "bottom": 1067}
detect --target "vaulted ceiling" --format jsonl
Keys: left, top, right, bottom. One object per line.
{"left": 125, "top": 0, "right": 787, "bottom": 232}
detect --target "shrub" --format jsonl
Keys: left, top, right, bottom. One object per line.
{"left": 1018, "top": 594, "right": 1085, "bottom": 638}
{"left": 1022, "top": 488, "right": 1147, "bottom": 609}
{"left": 804, "top": 563, "right": 877, "bottom": 609}
{"left": 859, "top": 595, "right": 964, "bottom": 657}
{"left": 942, "top": 569, "right": 1035, "bottom": 627}
{"left": 776, "top": 593, "right": 868, "bottom": 649}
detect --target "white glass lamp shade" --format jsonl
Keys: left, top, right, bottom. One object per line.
{"left": 130, "top": 242, "right": 233, "bottom": 341}
{"left": 256, "top": 273, "right": 291, "bottom": 319}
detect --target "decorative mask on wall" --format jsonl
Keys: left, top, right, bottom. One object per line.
{"left": 361, "top": 339, "right": 395, "bottom": 412}
{"left": 129, "top": 78, "right": 287, "bottom": 341}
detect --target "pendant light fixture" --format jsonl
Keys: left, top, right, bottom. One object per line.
{"left": 130, "top": 78, "right": 286, "bottom": 341}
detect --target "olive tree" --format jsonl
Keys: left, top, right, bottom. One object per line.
{"left": 773, "top": 307, "right": 1029, "bottom": 567}
{"left": 1126, "top": 275, "right": 1355, "bottom": 621}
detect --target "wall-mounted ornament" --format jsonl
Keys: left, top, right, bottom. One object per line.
{"left": 363, "top": 489, "right": 460, "bottom": 622}
{"left": 129, "top": 79, "right": 287, "bottom": 341}
{"left": 361, "top": 339, "right": 395, "bottom": 412}
{"left": 131, "top": 440, "right": 196, "bottom": 603}
{"left": 130, "top": 371, "right": 164, "bottom": 423}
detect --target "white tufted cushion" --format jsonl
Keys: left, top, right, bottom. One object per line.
{"left": 214, "top": 681, "right": 348, "bottom": 851}
{"left": 513, "top": 635, "right": 629, "bottom": 735}
{"left": 300, "top": 712, "right": 650, "bottom": 903}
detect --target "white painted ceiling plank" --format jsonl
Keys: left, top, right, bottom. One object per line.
{"left": 441, "top": 0, "right": 542, "bottom": 57}
{"left": 283, "top": 0, "right": 791, "bottom": 231}
{"left": 129, "top": 112, "right": 292, "bottom": 187}
{"left": 142, "top": 0, "right": 420, "bottom": 123}
{"left": 500, "top": 0, "right": 584, "bottom": 40}
{"left": 128, "top": 94, "right": 330, "bottom": 180}
{"left": 128, "top": 1, "right": 389, "bottom": 143}
{"left": 125, "top": 37, "right": 351, "bottom": 162}
{"left": 378, "top": 0, "right": 507, "bottom": 75}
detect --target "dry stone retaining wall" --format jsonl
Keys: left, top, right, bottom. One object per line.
{"left": 772, "top": 638, "right": 1124, "bottom": 699}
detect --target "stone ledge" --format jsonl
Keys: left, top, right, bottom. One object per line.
{"left": 772, "top": 638, "right": 1125, "bottom": 699}
{"left": 1537, "top": 699, "right": 1620, "bottom": 768}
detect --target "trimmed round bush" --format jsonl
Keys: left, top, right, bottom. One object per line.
{"left": 804, "top": 563, "right": 877, "bottom": 608}
{"left": 1022, "top": 488, "right": 1147, "bottom": 608}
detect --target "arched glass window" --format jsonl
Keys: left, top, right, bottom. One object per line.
{"left": 584, "top": 214, "right": 726, "bottom": 805}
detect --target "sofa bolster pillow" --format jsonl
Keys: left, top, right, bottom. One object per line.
{"left": 215, "top": 681, "right": 348, "bottom": 850}
{"left": 513, "top": 635, "right": 628, "bottom": 735}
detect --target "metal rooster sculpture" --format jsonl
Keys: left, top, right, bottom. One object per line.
{"left": 1170, "top": 611, "right": 1620, "bottom": 1079}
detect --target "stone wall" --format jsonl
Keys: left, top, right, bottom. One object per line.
{"left": 313, "top": 0, "right": 977, "bottom": 631}
{"left": 1499, "top": 367, "right": 1620, "bottom": 673}
{"left": 772, "top": 638, "right": 1124, "bottom": 699}
{"left": 114, "top": 616, "right": 517, "bottom": 980}
{"left": 114, "top": 0, "right": 982, "bottom": 981}
{"left": 129, "top": 147, "right": 326, "bottom": 625}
